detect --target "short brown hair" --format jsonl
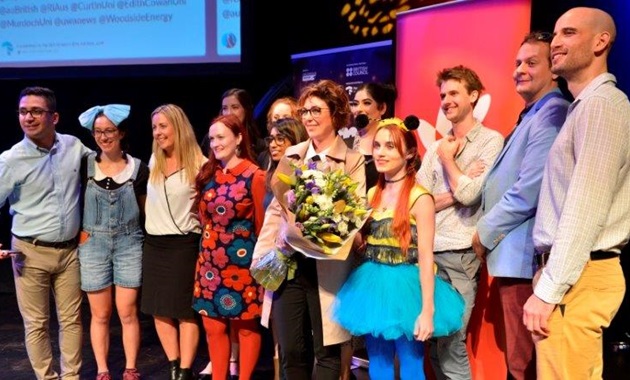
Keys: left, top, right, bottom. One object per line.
{"left": 298, "top": 79, "right": 351, "bottom": 131}
{"left": 19, "top": 86, "right": 57, "bottom": 111}
{"left": 520, "top": 31, "right": 553, "bottom": 65}
{"left": 436, "top": 65, "right": 485, "bottom": 94}
{"left": 521, "top": 31, "right": 553, "bottom": 45}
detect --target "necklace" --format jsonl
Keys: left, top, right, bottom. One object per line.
{"left": 384, "top": 176, "right": 406, "bottom": 183}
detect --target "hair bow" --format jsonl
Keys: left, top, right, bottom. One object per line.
{"left": 78, "top": 104, "right": 131, "bottom": 129}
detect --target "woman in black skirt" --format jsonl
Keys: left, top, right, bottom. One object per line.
{"left": 141, "top": 104, "right": 207, "bottom": 380}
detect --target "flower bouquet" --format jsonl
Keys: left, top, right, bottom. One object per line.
{"left": 279, "top": 161, "right": 370, "bottom": 258}
{"left": 251, "top": 161, "right": 371, "bottom": 290}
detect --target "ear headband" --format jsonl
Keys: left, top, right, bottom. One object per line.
{"left": 377, "top": 115, "right": 420, "bottom": 131}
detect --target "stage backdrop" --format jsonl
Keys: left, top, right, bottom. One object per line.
{"left": 395, "top": 0, "right": 532, "bottom": 379}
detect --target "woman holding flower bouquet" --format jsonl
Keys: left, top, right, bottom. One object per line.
{"left": 192, "top": 114, "right": 267, "bottom": 380}
{"left": 333, "top": 119, "right": 465, "bottom": 380}
{"left": 252, "top": 79, "right": 366, "bottom": 380}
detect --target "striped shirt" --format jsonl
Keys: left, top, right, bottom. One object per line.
{"left": 533, "top": 73, "right": 630, "bottom": 304}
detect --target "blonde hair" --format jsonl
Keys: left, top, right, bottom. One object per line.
{"left": 149, "top": 104, "right": 204, "bottom": 185}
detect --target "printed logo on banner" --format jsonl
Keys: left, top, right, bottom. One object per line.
{"left": 1, "top": 41, "right": 14, "bottom": 56}
{"left": 345, "top": 64, "right": 368, "bottom": 78}
{"left": 302, "top": 71, "right": 317, "bottom": 82}
{"left": 291, "top": 40, "right": 394, "bottom": 99}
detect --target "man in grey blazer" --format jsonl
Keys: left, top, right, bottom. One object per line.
{"left": 472, "top": 32, "right": 569, "bottom": 380}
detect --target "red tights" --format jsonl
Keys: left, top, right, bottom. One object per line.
{"left": 202, "top": 316, "right": 261, "bottom": 380}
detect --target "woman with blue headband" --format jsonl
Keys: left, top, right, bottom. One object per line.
{"left": 77, "top": 104, "right": 149, "bottom": 380}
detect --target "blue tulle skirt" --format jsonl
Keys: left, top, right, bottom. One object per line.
{"left": 333, "top": 260, "right": 465, "bottom": 340}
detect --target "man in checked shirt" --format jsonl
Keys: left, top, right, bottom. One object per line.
{"left": 523, "top": 7, "right": 630, "bottom": 380}
{"left": 416, "top": 65, "right": 503, "bottom": 380}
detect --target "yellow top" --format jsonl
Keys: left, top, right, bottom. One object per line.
{"left": 364, "top": 185, "right": 431, "bottom": 264}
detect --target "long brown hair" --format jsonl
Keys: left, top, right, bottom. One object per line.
{"left": 195, "top": 114, "right": 255, "bottom": 204}
{"left": 369, "top": 124, "right": 421, "bottom": 256}
{"left": 221, "top": 88, "right": 260, "bottom": 141}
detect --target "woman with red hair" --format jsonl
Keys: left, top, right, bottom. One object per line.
{"left": 192, "top": 114, "right": 266, "bottom": 380}
{"left": 333, "top": 118, "right": 465, "bottom": 380}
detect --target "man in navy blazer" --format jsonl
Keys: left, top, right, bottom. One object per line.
{"left": 472, "top": 32, "right": 569, "bottom": 380}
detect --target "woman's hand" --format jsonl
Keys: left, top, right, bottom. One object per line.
{"left": 413, "top": 311, "right": 434, "bottom": 341}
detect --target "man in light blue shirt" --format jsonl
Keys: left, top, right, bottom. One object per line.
{"left": 0, "top": 86, "right": 91, "bottom": 380}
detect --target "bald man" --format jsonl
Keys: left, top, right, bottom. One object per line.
{"left": 523, "top": 7, "right": 630, "bottom": 379}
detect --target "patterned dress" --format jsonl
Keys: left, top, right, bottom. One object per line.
{"left": 192, "top": 159, "right": 266, "bottom": 319}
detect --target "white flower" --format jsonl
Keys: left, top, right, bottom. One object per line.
{"left": 301, "top": 170, "right": 324, "bottom": 180}
{"left": 337, "top": 220, "right": 349, "bottom": 236}
{"left": 314, "top": 177, "right": 327, "bottom": 189}
{"left": 313, "top": 194, "right": 333, "bottom": 210}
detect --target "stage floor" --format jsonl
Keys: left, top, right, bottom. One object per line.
{"left": 0, "top": 266, "right": 369, "bottom": 380}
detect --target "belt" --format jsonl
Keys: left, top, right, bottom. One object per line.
{"left": 13, "top": 235, "right": 77, "bottom": 249}
{"left": 434, "top": 247, "right": 473, "bottom": 254}
{"left": 535, "top": 250, "right": 618, "bottom": 267}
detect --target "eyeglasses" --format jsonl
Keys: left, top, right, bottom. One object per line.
{"left": 272, "top": 115, "right": 292, "bottom": 122}
{"left": 93, "top": 129, "right": 118, "bottom": 138}
{"left": 17, "top": 108, "right": 54, "bottom": 118}
{"left": 297, "top": 106, "right": 329, "bottom": 118}
{"left": 533, "top": 31, "right": 553, "bottom": 43}
{"left": 265, "top": 135, "right": 287, "bottom": 145}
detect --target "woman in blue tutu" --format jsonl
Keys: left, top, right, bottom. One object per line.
{"left": 333, "top": 117, "right": 465, "bottom": 379}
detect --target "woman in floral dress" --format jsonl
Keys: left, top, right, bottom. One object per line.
{"left": 192, "top": 114, "right": 266, "bottom": 380}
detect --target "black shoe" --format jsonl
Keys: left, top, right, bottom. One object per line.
{"left": 197, "top": 374, "right": 211, "bottom": 380}
{"left": 169, "top": 359, "right": 180, "bottom": 380}
{"left": 176, "top": 368, "right": 195, "bottom": 380}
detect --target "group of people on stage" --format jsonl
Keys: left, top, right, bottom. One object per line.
{"left": 1, "top": 6, "right": 628, "bottom": 380}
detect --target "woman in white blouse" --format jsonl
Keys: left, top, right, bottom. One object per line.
{"left": 140, "top": 104, "right": 206, "bottom": 380}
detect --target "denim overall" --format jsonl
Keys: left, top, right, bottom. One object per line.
{"left": 78, "top": 154, "right": 144, "bottom": 291}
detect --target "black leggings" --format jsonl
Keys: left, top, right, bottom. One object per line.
{"left": 272, "top": 255, "right": 341, "bottom": 380}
